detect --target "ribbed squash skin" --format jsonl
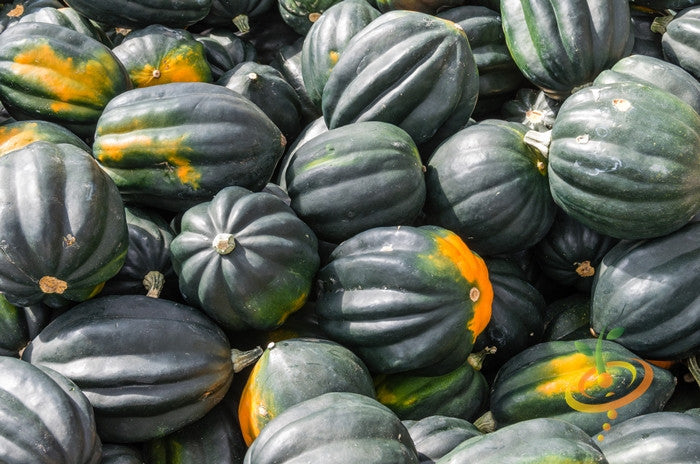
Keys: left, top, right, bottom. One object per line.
{"left": 100, "top": 445, "right": 144, "bottom": 464}
{"left": 243, "top": 392, "right": 420, "bottom": 464}
{"left": 17, "top": 6, "right": 112, "bottom": 46}
{"left": 437, "top": 5, "right": 525, "bottom": 115}
{"left": 62, "top": 0, "right": 212, "bottom": 28}
{"left": 543, "top": 293, "right": 592, "bottom": 342}
{"left": 22, "top": 294, "right": 240, "bottom": 443}
{"left": 473, "top": 258, "right": 546, "bottom": 371}
{"left": 284, "top": 121, "right": 426, "bottom": 244}
{"left": 593, "top": 54, "right": 700, "bottom": 114}
{"left": 629, "top": 7, "right": 664, "bottom": 59}
{"left": 534, "top": 210, "right": 619, "bottom": 292}
{"left": 437, "top": 418, "right": 608, "bottom": 464}
{"left": 0, "top": 119, "right": 90, "bottom": 155}
{"left": 194, "top": 28, "right": 257, "bottom": 80}
{"left": 0, "top": 22, "right": 131, "bottom": 137}
{"left": 217, "top": 61, "right": 302, "bottom": 141}
{"left": 238, "top": 338, "right": 376, "bottom": 446}
{"left": 92, "top": 82, "right": 286, "bottom": 212}
{"left": 490, "top": 339, "right": 676, "bottom": 435}
{"left": 0, "top": 0, "right": 63, "bottom": 34}
{"left": 0, "top": 357, "right": 102, "bottom": 464}
{"left": 146, "top": 393, "right": 247, "bottom": 464}
{"left": 595, "top": 411, "right": 700, "bottom": 463}
{"left": 662, "top": 6, "right": 700, "bottom": 80}
{"left": 112, "top": 24, "right": 212, "bottom": 88}
{"left": 548, "top": 81, "right": 700, "bottom": 239}
{"left": 403, "top": 416, "right": 481, "bottom": 464}
{"left": 171, "top": 186, "right": 319, "bottom": 332}
{"left": 301, "top": 0, "right": 381, "bottom": 108}
{"left": 500, "top": 0, "right": 633, "bottom": 99}
{"left": 374, "top": 360, "right": 488, "bottom": 421}
{"left": 316, "top": 225, "right": 493, "bottom": 375}
{"left": 278, "top": 0, "right": 343, "bottom": 34}
{"left": 590, "top": 221, "right": 700, "bottom": 360}
{"left": 424, "top": 119, "right": 555, "bottom": 256}
{"left": 0, "top": 141, "right": 127, "bottom": 308}
{"left": 0, "top": 295, "right": 49, "bottom": 357}
{"left": 203, "top": 0, "right": 275, "bottom": 31}
{"left": 322, "top": 10, "right": 477, "bottom": 144}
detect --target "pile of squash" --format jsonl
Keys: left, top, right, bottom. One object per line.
{"left": 0, "top": 0, "right": 698, "bottom": 462}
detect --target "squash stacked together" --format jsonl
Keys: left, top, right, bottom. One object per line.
{"left": 0, "top": 0, "right": 699, "bottom": 463}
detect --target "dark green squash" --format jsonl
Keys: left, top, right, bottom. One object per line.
{"left": 0, "top": 357, "right": 102, "bottom": 464}
{"left": 16, "top": 6, "right": 112, "bottom": 46}
{"left": 473, "top": 258, "right": 547, "bottom": 372}
{"left": 662, "top": 5, "right": 700, "bottom": 80}
{"left": 242, "top": 392, "right": 420, "bottom": 464}
{"left": 632, "top": 0, "right": 700, "bottom": 8}
{"left": 322, "top": 10, "right": 478, "bottom": 144}
{"left": 500, "top": 0, "right": 633, "bottom": 99}
{"left": 61, "top": 0, "right": 212, "bottom": 28}
{"left": 0, "top": 21, "right": 132, "bottom": 137}
{"left": 112, "top": 24, "right": 212, "bottom": 88}
{"left": 595, "top": 411, "right": 700, "bottom": 462}
{"left": 273, "top": 115, "right": 328, "bottom": 190}
{"left": 201, "top": 0, "right": 275, "bottom": 33}
{"left": 0, "top": 0, "right": 63, "bottom": 34}
{"left": 194, "top": 28, "right": 257, "bottom": 80}
{"left": 437, "top": 5, "right": 525, "bottom": 116}
{"left": 0, "top": 119, "right": 90, "bottom": 155}
{"left": 534, "top": 209, "right": 619, "bottom": 292}
{"left": 593, "top": 54, "right": 700, "bottom": 114}
{"left": 217, "top": 61, "right": 302, "bottom": 141}
{"left": 100, "top": 445, "right": 145, "bottom": 464}
{"left": 100, "top": 207, "right": 177, "bottom": 299}
{"left": 543, "top": 293, "right": 592, "bottom": 342}
{"left": 145, "top": 392, "right": 247, "bottom": 464}
{"left": 424, "top": 119, "right": 555, "bottom": 256}
{"left": 300, "top": 0, "right": 380, "bottom": 109}
{"left": 171, "top": 185, "right": 319, "bottom": 332}
{"left": 436, "top": 418, "right": 608, "bottom": 464}
{"left": 92, "top": 82, "right": 286, "bottom": 212}
{"left": 316, "top": 225, "right": 493, "bottom": 375}
{"left": 403, "top": 416, "right": 482, "bottom": 464}
{"left": 0, "top": 295, "right": 50, "bottom": 357}
{"left": 284, "top": 121, "right": 426, "bottom": 244}
{"left": 547, "top": 81, "right": 700, "bottom": 240}
{"left": 0, "top": 141, "right": 128, "bottom": 308}
{"left": 374, "top": 359, "right": 488, "bottom": 422}
{"left": 490, "top": 339, "right": 677, "bottom": 436}
{"left": 238, "top": 337, "right": 376, "bottom": 445}
{"left": 629, "top": 6, "right": 664, "bottom": 59}
{"left": 22, "top": 294, "right": 261, "bottom": 443}
{"left": 278, "top": 0, "right": 343, "bottom": 34}
{"left": 590, "top": 221, "right": 700, "bottom": 360}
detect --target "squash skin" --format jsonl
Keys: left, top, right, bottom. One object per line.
{"left": 22, "top": 294, "right": 240, "bottom": 443}
{"left": 194, "top": 28, "right": 257, "bottom": 80}
{"left": 278, "top": 0, "right": 343, "bottom": 34}
{"left": 243, "top": 392, "right": 420, "bottom": 464}
{"left": 490, "top": 339, "right": 676, "bottom": 435}
{"left": 322, "top": 10, "right": 477, "bottom": 144}
{"left": 0, "top": 21, "right": 132, "bottom": 137}
{"left": 0, "top": 295, "right": 50, "bottom": 357}
{"left": 284, "top": 121, "right": 426, "bottom": 244}
{"left": 374, "top": 360, "right": 488, "bottom": 422}
{"left": 0, "top": 357, "right": 102, "bottom": 464}
{"left": 662, "top": 6, "right": 700, "bottom": 80}
{"left": 61, "top": 0, "right": 212, "bottom": 28}
{"left": 590, "top": 221, "right": 700, "bottom": 360}
{"left": 0, "top": 141, "right": 128, "bottom": 308}
{"left": 548, "top": 81, "right": 700, "bottom": 240}
{"left": 100, "top": 445, "right": 144, "bottom": 464}
{"left": 0, "top": 119, "right": 90, "bottom": 155}
{"left": 92, "top": 82, "right": 286, "bottom": 212}
{"left": 301, "top": 0, "right": 381, "bottom": 109}
{"left": 16, "top": 6, "right": 113, "bottom": 46}
{"left": 238, "top": 337, "right": 376, "bottom": 446}
{"left": 594, "top": 411, "right": 700, "bottom": 463}
{"left": 0, "top": 0, "right": 64, "bottom": 34}
{"left": 593, "top": 54, "right": 700, "bottom": 114}
{"left": 424, "top": 119, "right": 555, "bottom": 256}
{"left": 500, "top": 0, "right": 633, "bottom": 100}
{"left": 403, "top": 416, "right": 481, "bottom": 464}
{"left": 543, "top": 293, "right": 592, "bottom": 342}
{"left": 171, "top": 186, "right": 320, "bottom": 332}
{"left": 112, "top": 24, "right": 212, "bottom": 88}
{"left": 437, "top": 418, "right": 608, "bottom": 464}
{"left": 316, "top": 225, "right": 493, "bottom": 375}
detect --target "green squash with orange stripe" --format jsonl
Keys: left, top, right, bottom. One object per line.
{"left": 316, "top": 225, "right": 493, "bottom": 375}
{"left": 490, "top": 338, "right": 676, "bottom": 436}
{"left": 237, "top": 338, "right": 375, "bottom": 446}
{"left": 92, "top": 82, "right": 286, "bottom": 212}
{"left": 0, "top": 21, "right": 131, "bottom": 137}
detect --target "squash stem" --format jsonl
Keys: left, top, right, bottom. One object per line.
{"left": 233, "top": 14, "right": 251, "bottom": 34}
{"left": 687, "top": 355, "right": 700, "bottom": 388}
{"left": 231, "top": 346, "right": 263, "bottom": 372}
{"left": 468, "top": 346, "right": 497, "bottom": 371}
{"left": 474, "top": 411, "right": 495, "bottom": 433}
{"left": 523, "top": 129, "right": 551, "bottom": 158}
{"left": 143, "top": 270, "right": 165, "bottom": 298}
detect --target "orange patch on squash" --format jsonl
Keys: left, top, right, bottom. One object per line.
{"left": 535, "top": 353, "right": 593, "bottom": 396}
{"left": 130, "top": 46, "right": 211, "bottom": 88}
{"left": 238, "top": 352, "right": 270, "bottom": 446}
{"left": 0, "top": 122, "right": 39, "bottom": 155}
